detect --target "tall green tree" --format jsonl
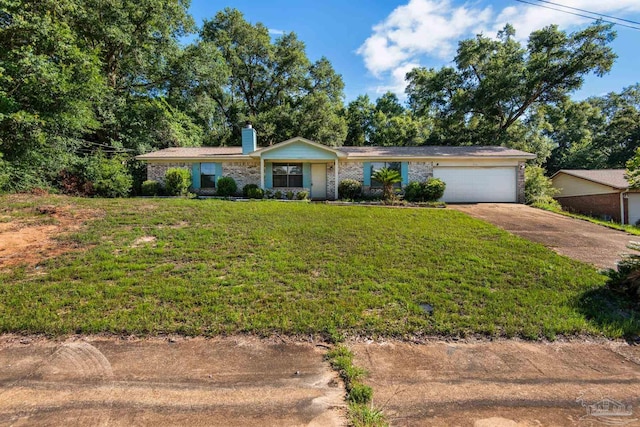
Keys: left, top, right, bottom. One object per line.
{"left": 345, "top": 95, "right": 375, "bottom": 146}
{"left": 0, "top": 0, "right": 200, "bottom": 192}
{"left": 406, "top": 22, "right": 617, "bottom": 159}
{"left": 0, "top": 0, "right": 105, "bottom": 191}
{"left": 625, "top": 147, "right": 640, "bottom": 189}
{"left": 69, "top": 0, "right": 198, "bottom": 152}
{"left": 375, "top": 91, "right": 404, "bottom": 117}
{"left": 590, "top": 85, "right": 640, "bottom": 168}
{"left": 370, "top": 111, "right": 429, "bottom": 147}
{"left": 200, "top": 8, "right": 346, "bottom": 146}
{"left": 544, "top": 85, "right": 640, "bottom": 172}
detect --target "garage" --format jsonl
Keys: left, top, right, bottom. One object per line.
{"left": 627, "top": 193, "right": 640, "bottom": 225}
{"left": 433, "top": 166, "right": 517, "bottom": 203}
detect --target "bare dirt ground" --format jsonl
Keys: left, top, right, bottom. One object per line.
{"left": 0, "top": 335, "right": 345, "bottom": 427}
{"left": 352, "top": 340, "right": 640, "bottom": 427}
{"left": 450, "top": 204, "right": 634, "bottom": 269}
{"left": 0, "top": 200, "right": 102, "bottom": 269}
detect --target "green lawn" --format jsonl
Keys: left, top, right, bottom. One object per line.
{"left": 537, "top": 204, "right": 640, "bottom": 236}
{"left": 1, "top": 196, "right": 637, "bottom": 339}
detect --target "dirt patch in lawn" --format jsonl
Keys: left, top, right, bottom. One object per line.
{"left": 0, "top": 335, "right": 345, "bottom": 427}
{"left": 0, "top": 203, "right": 103, "bottom": 269}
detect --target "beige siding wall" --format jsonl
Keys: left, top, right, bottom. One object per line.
{"left": 552, "top": 174, "right": 616, "bottom": 197}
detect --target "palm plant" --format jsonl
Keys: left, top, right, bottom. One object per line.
{"left": 372, "top": 167, "right": 402, "bottom": 202}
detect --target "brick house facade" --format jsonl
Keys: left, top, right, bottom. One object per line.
{"left": 137, "top": 131, "right": 534, "bottom": 203}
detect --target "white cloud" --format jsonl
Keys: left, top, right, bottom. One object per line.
{"left": 268, "top": 28, "right": 285, "bottom": 36}
{"left": 495, "top": 1, "right": 640, "bottom": 37}
{"left": 358, "top": 0, "right": 640, "bottom": 99}
{"left": 373, "top": 62, "right": 422, "bottom": 95}
{"left": 357, "top": 0, "right": 492, "bottom": 77}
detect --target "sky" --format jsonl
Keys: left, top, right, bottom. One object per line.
{"left": 187, "top": 0, "right": 640, "bottom": 104}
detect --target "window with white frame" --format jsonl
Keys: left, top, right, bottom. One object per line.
{"left": 272, "top": 163, "right": 303, "bottom": 187}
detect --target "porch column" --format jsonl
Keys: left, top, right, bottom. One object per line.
{"left": 260, "top": 157, "right": 265, "bottom": 189}
{"left": 334, "top": 158, "right": 339, "bottom": 200}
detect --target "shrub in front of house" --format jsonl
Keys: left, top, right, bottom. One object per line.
{"left": 338, "top": 179, "right": 362, "bottom": 200}
{"left": 274, "top": 190, "right": 283, "bottom": 199}
{"left": 296, "top": 190, "right": 309, "bottom": 200}
{"left": 86, "top": 154, "right": 133, "bottom": 198}
{"left": 286, "top": 190, "right": 295, "bottom": 200}
{"left": 141, "top": 180, "right": 160, "bottom": 196}
{"left": 403, "top": 181, "right": 422, "bottom": 202}
{"left": 404, "top": 178, "right": 446, "bottom": 202}
{"left": 525, "top": 165, "right": 561, "bottom": 209}
{"left": 423, "top": 178, "right": 446, "bottom": 201}
{"left": 246, "top": 186, "right": 264, "bottom": 199}
{"left": 216, "top": 176, "right": 237, "bottom": 197}
{"left": 164, "top": 168, "right": 191, "bottom": 196}
{"left": 243, "top": 183, "right": 259, "bottom": 198}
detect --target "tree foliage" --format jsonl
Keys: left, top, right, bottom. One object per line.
{"left": 344, "top": 92, "right": 429, "bottom": 147}
{"left": 0, "top": 4, "right": 348, "bottom": 193}
{"left": 406, "top": 23, "right": 616, "bottom": 158}
{"left": 200, "top": 8, "right": 346, "bottom": 146}
{"left": 544, "top": 85, "right": 640, "bottom": 172}
{"left": 1, "top": 4, "right": 637, "bottom": 196}
{"left": 524, "top": 165, "right": 559, "bottom": 208}
{"left": 625, "top": 147, "right": 640, "bottom": 189}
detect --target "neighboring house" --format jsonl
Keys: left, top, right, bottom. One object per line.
{"left": 136, "top": 125, "right": 535, "bottom": 203}
{"left": 551, "top": 169, "right": 640, "bottom": 224}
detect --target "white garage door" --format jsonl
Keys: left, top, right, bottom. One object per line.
{"left": 627, "top": 193, "right": 640, "bottom": 225}
{"left": 433, "top": 167, "right": 517, "bottom": 203}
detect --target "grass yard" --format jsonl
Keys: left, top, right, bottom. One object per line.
{"left": 537, "top": 203, "right": 640, "bottom": 236}
{"left": 0, "top": 195, "right": 637, "bottom": 339}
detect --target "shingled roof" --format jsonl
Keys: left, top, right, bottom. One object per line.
{"left": 553, "top": 169, "right": 630, "bottom": 189}
{"left": 136, "top": 146, "right": 244, "bottom": 160}
{"left": 136, "top": 144, "right": 535, "bottom": 160}
{"left": 337, "top": 146, "right": 534, "bottom": 158}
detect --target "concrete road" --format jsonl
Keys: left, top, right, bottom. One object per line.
{"left": 0, "top": 335, "right": 345, "bottom": 427}
{"left": 451, "top": 204, "right": 635, "bottom": 269}
{"left": 352, "top": 340, "right": 640, "bottom": 427}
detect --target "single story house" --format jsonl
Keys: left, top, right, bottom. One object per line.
{"left": 136, "top": 125, "right": 535, "bottom": 203}
{"left": 551, "top": 169, "right": 640, "bottom": 224}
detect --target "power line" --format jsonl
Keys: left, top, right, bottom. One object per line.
{"left": 513, "top": 0, "right": 640, "bottom": 31}
{"left": 531, "top": 0, "right": 640, "bottom": 26}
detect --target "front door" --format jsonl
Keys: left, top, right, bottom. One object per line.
{"left": 311, "top": 163, "right": 327, "bottom": 199}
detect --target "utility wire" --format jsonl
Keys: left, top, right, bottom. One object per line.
{"left": 531, "top": 0, "right": 640, "bottom": 26}
{"left": 514, "top": 0, "right": 640, "bottom": 31}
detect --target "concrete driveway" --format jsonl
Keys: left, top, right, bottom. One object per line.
{"left": 451, "top": 204, "right": 636, "bottom": 270}
{"left": 0, "top": 335, "right": 345, "bottom": 427}
{"left": 352, "top": 340, "right": 640, "bottom": 427}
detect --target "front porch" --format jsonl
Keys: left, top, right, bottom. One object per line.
{"left": 251, "top": 137, "right": 344, "bottom": 200}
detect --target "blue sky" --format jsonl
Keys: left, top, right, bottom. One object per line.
{"left": 188, "top": 0, "right": 640, "bottom": 104}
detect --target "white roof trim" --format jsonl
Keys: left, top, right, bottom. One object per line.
{"left": 136, "top": 156, "right": 254, "bottom": 162}
{"left": 249, "top": 137, "right": 347, "bottom": 159}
